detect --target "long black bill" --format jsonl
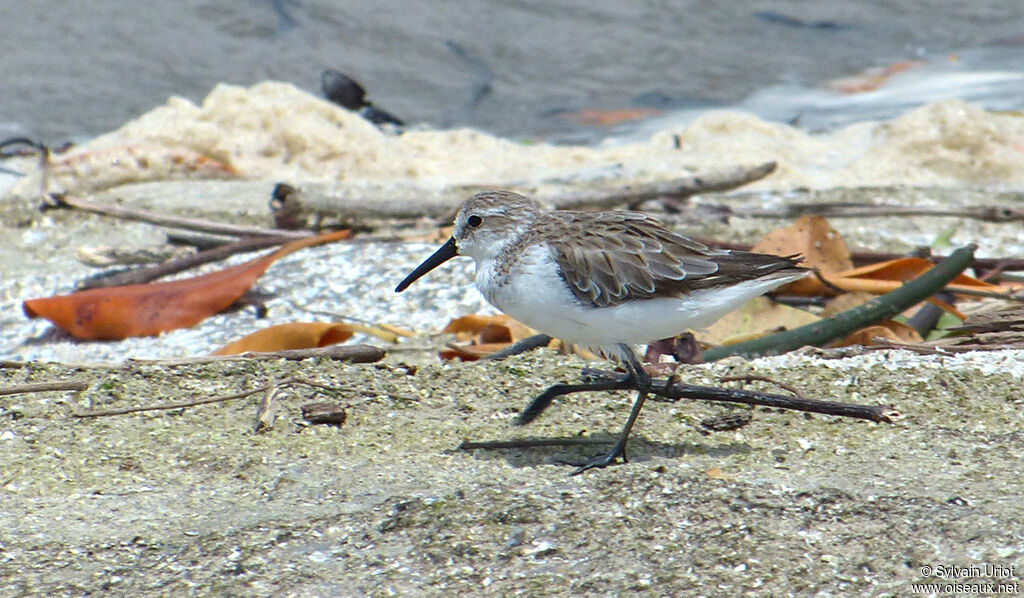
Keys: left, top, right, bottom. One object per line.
{"left": 395, "top": 237, "right": 459, "bottom": 292}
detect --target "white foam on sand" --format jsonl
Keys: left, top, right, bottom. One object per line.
{"left": 10, "top": 80, "right": 1024, "bottom": 197}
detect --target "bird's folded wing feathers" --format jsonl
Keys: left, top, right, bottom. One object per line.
{"left": 546, "top": 213, "right": 723, "bottom": 307}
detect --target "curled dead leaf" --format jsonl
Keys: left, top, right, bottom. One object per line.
{"left": 440, "top": 314, "right": 542, "bottom": 361}
{"left": 442, "top": 315, "right": 535, "bottom": 343}
{"left": 213, "top": 322, "right": 359, "bottom": 355}
{"left": 23, "top": 230, "right": 351, "bottom": 340}
{"left": 752, "top": 215, "right": 852, "bottom": 296}
{"left": 831, "top": 320, "right": 924, "bottom": 348}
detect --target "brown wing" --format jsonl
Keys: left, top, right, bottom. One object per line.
{"left": 543, "top": 211, "right": 802, "bottom": 308}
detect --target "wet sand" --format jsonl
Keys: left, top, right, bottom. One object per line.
{"left": 3, "top": 1, "right": 1024, "bottom": 142}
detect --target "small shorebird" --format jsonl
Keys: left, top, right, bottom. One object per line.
{"left": 396, "top": 190, "right": 806, "bottom": 474}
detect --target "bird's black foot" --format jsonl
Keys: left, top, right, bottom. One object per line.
{"left": 570, "top": 441, "right": 628, "bottom": 476}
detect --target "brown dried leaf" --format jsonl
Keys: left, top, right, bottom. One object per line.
{"left": 23, "top": 230, "right": 352, "bottom": 340}
{"left": 751, "top": 215, "right": 852, "bottom": 295}
{"left": 213, "top": 322, "right": 356, "bottom": 355}
{"left": 441, "top": 314, "right": 536, "bottom": 344}
{"left": 831, "top": 320, "right": 924, "bottom": 347}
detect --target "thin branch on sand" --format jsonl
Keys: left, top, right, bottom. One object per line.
{"left": 0, "top": 381, "right": 90, "bottom": 397}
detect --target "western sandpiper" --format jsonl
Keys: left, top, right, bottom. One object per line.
{"left": 396, "top": 190, "right": 807, "bottom": 474}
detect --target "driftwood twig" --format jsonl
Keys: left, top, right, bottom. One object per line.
{"left": 72, "top": 376, "right": 348, "bottom": 419}
{"left": 732, "top": 202, "right": 1024, "bottom": 223}
{"left": 0, "top": 381, "right": 90, "bottom": 397}
{"left": 546, "top": 161, "right": 777, "bottom": 211}
{"left": 462, "top": 368, "right": 895, "bottom": 457}
{"left": 696, "top": 240, "right": 1024, "bottom": 274}
{"left": 43, "top": 194, "right": 308, "bottom": 238}
{"left": 123, "top": 344, "right": 386, "bottom": 367}
{"left": 271, "top": 162, "right": 777, "bottom": 224}
{"left": 567, "top": 368, "right": 896, "bottom": 423}
{"left": 74, "top": 385, "right": 270, "bottom": 418}
{"left": 481, "top": 334, "right": 554, "bottom": 361}
{"left": 718, "top": 374, "right": 804, "bottom": 398}
{"left": 77, "top": 233, "right": 305, "bottom": 290}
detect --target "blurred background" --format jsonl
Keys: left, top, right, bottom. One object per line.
{"left": 3, "top": 0, "right": 1024, "bottom": 144}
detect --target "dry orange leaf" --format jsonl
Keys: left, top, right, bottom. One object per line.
{"left": 23, "top": 230, "right": 351, "bottom": 340}
{"left": 832, "top": 257, "right": 1000, "bottom": 293}
{"left": 442, "top": 314, "right": 536, "bottom": 344}
{"left": 213, "top": 322, "right": 356, "bottom": 355}
{"left": 440, "top": 314, "right": 543, "bottom": 361}
{"left": 812, "top": 258, "right": 999, "bottom": 319}
{"left": 440, "top": 342, "right": 516, "bottom": 361}
{"left": 831, "top": 320, "right": 924, "bottom": 348}
{"left": 378, "top": 323, "right": 416, "bottom": 338}
{"left": 753, "top": 216, "right": 998, "bottom": 301}
{"left": 752, "top": 217, "right": 989, "bottom": 320}
{"left": 751, "top": 215, "right": 852, "bottom": 295}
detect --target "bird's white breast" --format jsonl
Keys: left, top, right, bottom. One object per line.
{"left": 474, "top": 243, "right": 801, "bottom": 349}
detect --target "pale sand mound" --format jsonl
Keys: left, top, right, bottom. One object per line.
{"left": 10, "top": 81, "right": 1024, "bottom": 197}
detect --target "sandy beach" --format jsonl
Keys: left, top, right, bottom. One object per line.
{"left": 3, "top": 6, "right": 1024, "bottom": 593}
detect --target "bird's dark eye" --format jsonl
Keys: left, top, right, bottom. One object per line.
{"left": 467, "top": 215, "right": 483, "bottom": 228}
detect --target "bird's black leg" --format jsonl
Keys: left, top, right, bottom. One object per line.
{"left": 571, "top": 345, "right": 652, "bottom": 475}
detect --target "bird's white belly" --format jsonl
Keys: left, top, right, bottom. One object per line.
{"left": 475, "top": 246, "right": 796, "bottom": 347}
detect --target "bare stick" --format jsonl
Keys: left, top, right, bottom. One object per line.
{"left": 123, "top": 344, "right": 385, "bottom": 366}
{"left": 866, "top": 338, "right": 1024, "bottom": 354}
{"left": 694, "top": 239, "right": 1024, "bottom": 274}
{"left": 74, "top": 386, "right": 267, "bottom": 418}
{"left": 718, "top": 374, "right": 803, "bottom": 398}
{"left": 42, "top": 345, "right": 386, "bottom": 370}
{"left": 573, "top": 369, "right": 897, "bottom": 423}
{"left": 164, "top": 230, "right": 249, "bottom": 249}
{"left": 650, "top": 379, "right": 897, "bottom": 422}
{"left": 77, "top": 233, "right": 304, "bottom": 290}
{"left": 72, "top": 377, "right": 346, "bottom": 418}
{"left": 43, "top": 194, "right": 309, "bottom": 238}
{"left": 0, "top": 381, "right": 89, "bottom": 396}
{"left": 272, "top": 184, "right": 460, "bottom": 221}
{"left": 733, "top": 202, "right": 1024, "bottom": 223}
{"left": 271, "top": 162, "right": 777, "bottom": 222}
{"left": 519, "top": 371, "right": 896, "bottom": 425}
{"left": 545, "top": 161, "right": 777, "bottom": 210}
